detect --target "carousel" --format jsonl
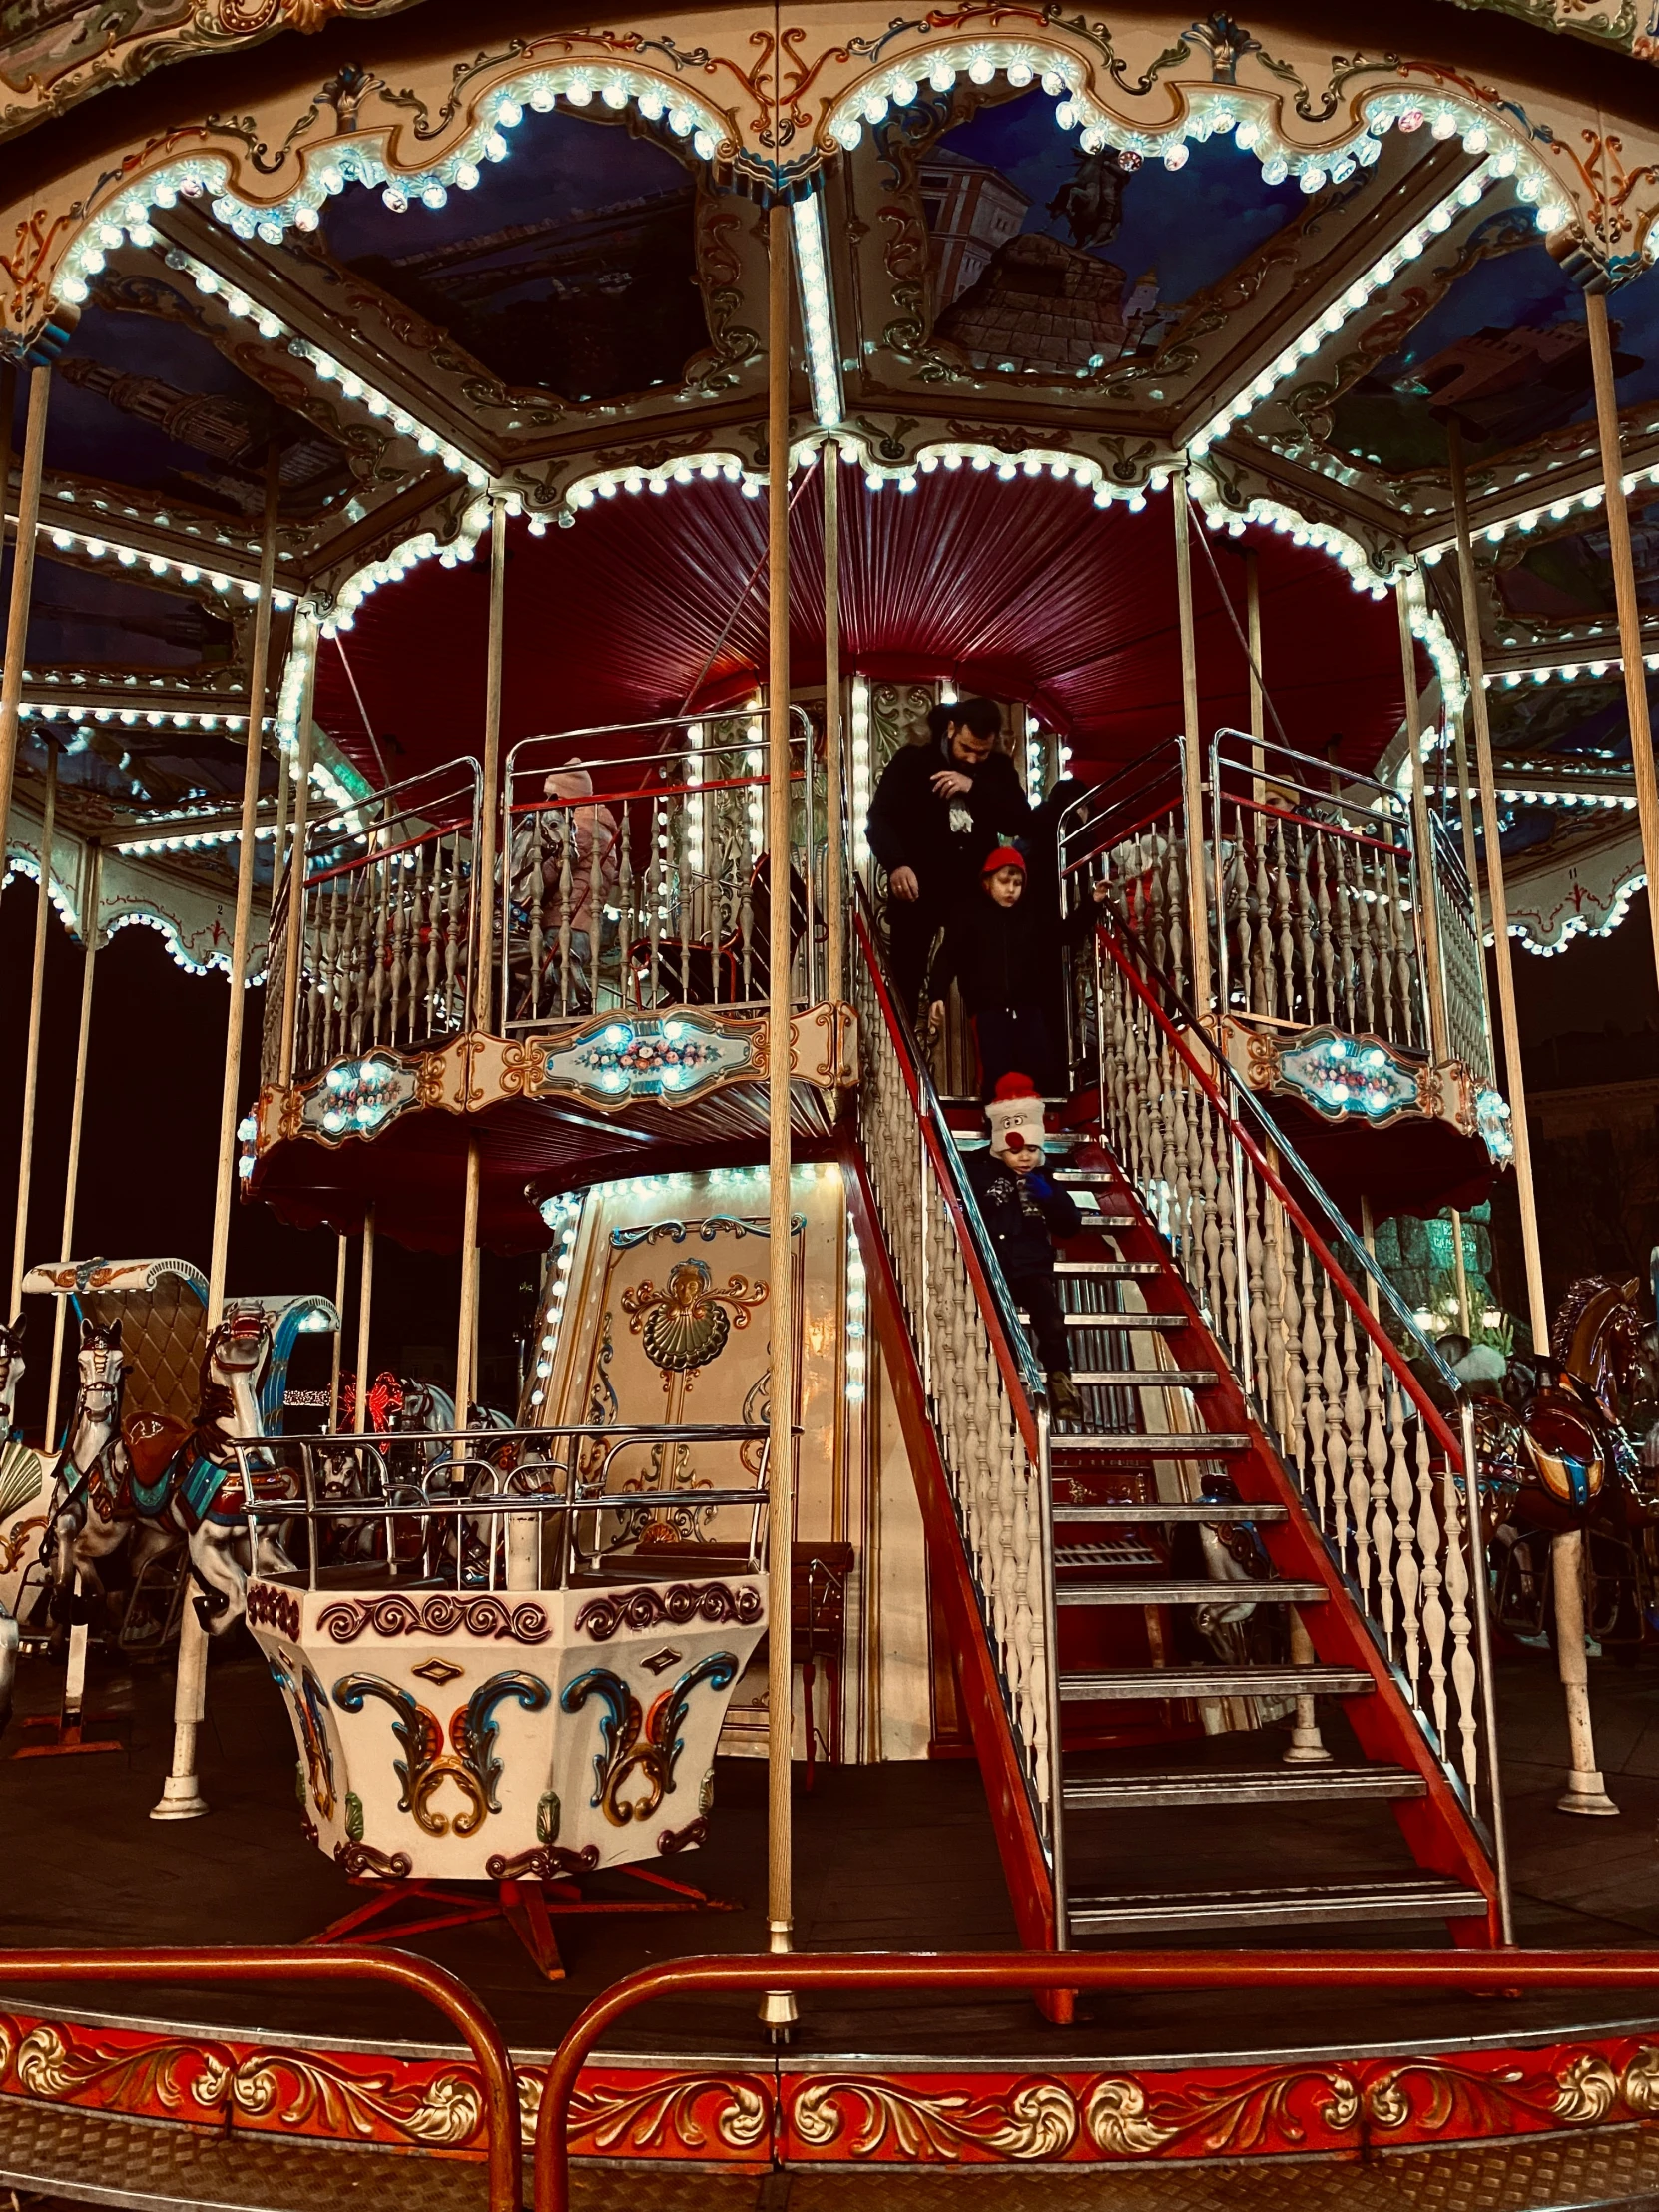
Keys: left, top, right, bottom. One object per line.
{"left": 4, "top": 0, "right": 1659, "bottom": 2204}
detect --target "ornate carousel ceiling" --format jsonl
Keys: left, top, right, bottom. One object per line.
{"left": 5, "top": 3, "right": 1659, "bottom": 955}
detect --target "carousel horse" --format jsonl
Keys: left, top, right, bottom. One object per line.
{"left": 0, "top": 1316, "right": 54, "bottom": 1599}
{"left": 43, "top": 1319, "right": 181, "bottom": 1627}
{"left": 51, "top": 1308, "right": 295, "bottom": 1635}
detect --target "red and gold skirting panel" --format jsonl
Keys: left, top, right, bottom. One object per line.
{"left": 4, "top": 2006, "right": 1659, "bottom": 2169}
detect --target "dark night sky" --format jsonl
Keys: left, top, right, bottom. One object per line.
{"left": 0, "top": 877, "right": 535, "bottom": 1441}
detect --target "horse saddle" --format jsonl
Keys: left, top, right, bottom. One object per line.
{"left": 122, "top": 1411, "right": 193, "bottom": 1516}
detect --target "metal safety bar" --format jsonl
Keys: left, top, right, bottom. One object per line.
{"left": 0, "top": 1947, "right": 521, "bottom": 2212}
{"left": 532, "top": 1946, "right": 1659, "bottom": 2210}
{"left": 500, "top": 707, "right": 822, "bottom": 1029}
{"left": 274, "top": 755, "right": 484, "bottom": 1088}
{"left": 224, "top": 1422, "right": 772, "bottom": 1595}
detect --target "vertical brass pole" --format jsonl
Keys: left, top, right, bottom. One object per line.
{"left": 1396, "top": 580, "right": 1449, "bottom": 1065}
{"left": 152, "top": 443, "right": 281, "bottom": 1825}
{"left": 354, "top": 1206, "right": 376, "bottom": 1422}
{"left": 10, "top": 733, "right": 55, "bottom": 1315}
{"left": 1450, "top": 423, "right": 1615, "bottom": 1819}
{"left": 328, "top": 1231, "right": 347, "bottom": 1432}
{"left": 43, "top": 842, "right": 100, "bottom": 1453}
{"left": 1173, "top": 475, "right": 1212, "bottom": 1015}
{"left": 0, "top": 369, "right": 50, "bottom": 900}
{"left": 1586, "top": 287, "right": 1659, "bottom": 1004}
{"left": 276, "top": 637, "right": 318, "bottom": 1087}
{"left": 763, "top": 197, "right": 798, "bottom": 2039}
{"left": 474, "top": 502, "right": 507, "bottom": 1034}
{"left": 823, "top": 443, "right": 843, "bottom": 1006}
{"left": 455, "top": 1143, "right": 481, "bottom": 1423}
{"left": 269, "top": 735, "right": 290, "bottom": 911}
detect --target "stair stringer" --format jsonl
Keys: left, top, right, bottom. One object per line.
{"left": 1066, "top": 1137, "right": 1501, "bottom": 1949}
{"left": 840, "top": 1133, "right": 1059, "bottom": 1957}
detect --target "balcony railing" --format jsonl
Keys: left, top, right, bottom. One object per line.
{"left": 1062, "top": 732, "right": 1491, "bottom": 1087}
{"left": 271, "top": 710, "right": 830, "bottom": 1093}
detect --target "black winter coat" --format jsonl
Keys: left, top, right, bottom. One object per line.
{"left": 962, "top": 1150, "right": 1081, "bottom": 1278}
{"left": 928, "top": 888, "right": 1101, "bottom": 1014}
{"left": 864, "top": 742, "right": 1031, "bottom": 909}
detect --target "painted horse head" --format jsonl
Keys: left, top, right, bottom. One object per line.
{"left": 75, "top": 1319, "right": 126, "bottom": 1424}
{"left": 194, "top": 1308, "right": 274, "bottom": 1442}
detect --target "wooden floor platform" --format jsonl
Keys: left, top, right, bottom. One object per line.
{"left": 5, "top": 1641, "right": 1659, "bottom": 2207}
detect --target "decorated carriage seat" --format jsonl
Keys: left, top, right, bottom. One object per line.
{"left": 19, "top": 1257, "right": 209, "bottom": 1428}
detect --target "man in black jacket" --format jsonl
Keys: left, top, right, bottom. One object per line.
{"left": 961, "top": 1073, "right": 1085, "bottom": 1425}
{"left": 864, "top": 698, "right": 1031, "bottom": 1019}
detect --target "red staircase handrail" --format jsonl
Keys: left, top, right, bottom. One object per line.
{"left": 533, "top": 1945, "right": 1659, "bottom": 2208}
{"left": 1092, "top": 922, "right": 1466, "bottom": 1472}
{"left": 0, "top": 1946, "right": 521, "bottom": 2211}
{"left": 853, "top": 905, "right": 1045, "bottom": 1462}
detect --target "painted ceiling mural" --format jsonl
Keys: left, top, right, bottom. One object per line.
{"left": 313, "top": 109, "right": 713, "bottom": 405}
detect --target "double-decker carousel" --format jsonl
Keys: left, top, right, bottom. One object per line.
{"left": 4, "top": 3, "right": 1659, "bottom": 2206}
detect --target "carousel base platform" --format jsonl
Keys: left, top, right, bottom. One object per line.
{"left": 6, "top": 1649, "right": 1659, "bottom": 2210}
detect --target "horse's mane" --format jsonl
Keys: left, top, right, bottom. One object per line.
{"left": 1552, "top": 1276, "right": 1624, "bottom": 1363}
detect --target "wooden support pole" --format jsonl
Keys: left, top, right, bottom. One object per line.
{"left": 10, "top": 734, "right": 55, "bottom": 1317}
{"left": 276, "top": 637, "right": 318, "bottom": 1087}
{"left": 823, "top": 443, "right": 843, "bottom": 1007}
{"left": 152, "top": 443, "right": 281, "bottom": 1826}
{"left": 455, "top": 1145, "right": 481, "bottom": 1423}
{"left": 762, "top": 197, "right": 798, "bottom": 2040}
{"left": 1396, "top": 580, "right": 1450, "bottom": 1065}
{"left": 0, "top": 369, "right": 50, "bottom": 902}
{"left": 43, "top": 843, "right": 100, "bottom": 1452}
{"left": 354, "top": 1206, "right": 376, "bottom": 1423}
{"left": 474, "top": 502, "right": 507, "bottom": 1034}
{"left": 1450, "top": 422, "right": 1615, "bottom": 1820}
{"left": 1172, "top": 474, "right": 1212, "bottom": 1015}
{"left": 328, "top": 1231, "right": 347, "bottom": 1432}
{"left": 1586, "top": 287, "right": 1659, "bottom": 1009}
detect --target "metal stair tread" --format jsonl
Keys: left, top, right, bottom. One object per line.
{"left": 1048, "top": 1312, "right": 1187, "bottom": 1328}
{"left": 1053, "top": 1500, "right": 1289, "bottom": 1523}
{"left": 1054, "top": 1258, "right": 1165, "bottom": 1276}
{"left": 1061, "top": 1764, "right": 1426, "bottom": 1808}
{"left": 1066, "top": 1877, "right": 1487, "bottom": 1935}
{"left": 1050, "top": 1430, "right": 1251, "bottom": 1453}
{"left": 1054, "top": 1578, "right": 1327, "bottom": 1607}
{"left": 1060, "top": 1662, "right": 1373, "bottom": 1698}
{"left": 1072, "top": 1369, "right": 1219, "bottom": 1386}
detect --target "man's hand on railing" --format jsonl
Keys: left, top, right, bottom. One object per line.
{"left": 926, "top": 999, "right": 946, "bottom": 1038}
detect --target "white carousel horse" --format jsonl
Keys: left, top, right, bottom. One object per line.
{"left": 52, "top": 1308, "right": 295, "bottom": 1636}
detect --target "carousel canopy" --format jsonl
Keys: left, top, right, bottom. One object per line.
{"left": 1, "top": 26, "right": 1657, "bottom": 955}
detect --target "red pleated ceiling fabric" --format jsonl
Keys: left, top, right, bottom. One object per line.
{"left": 312, "top": 467, "right": 1405, "bottom": 787}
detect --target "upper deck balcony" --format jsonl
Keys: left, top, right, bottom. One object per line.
{"left": 1060, "top": 732, "right": 1511, "bottom": 1220}
{"left": 249, "top": 709, "right": 854, "bottom": 1248}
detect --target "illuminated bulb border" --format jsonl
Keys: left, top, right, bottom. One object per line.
{"left": 50, "top": 65, "right": 730, "bottom": 311}
{"left": 44, "top": 518, "right": 291, "bottom": 603}
{"left": 158, "top": 245, "right": 490, "bottom": 490}
{"left": 821, "top": 55, "right": 1565, "bottom": 236}
{"left": 792, "top": 189, "right": 841, "bottom": 429}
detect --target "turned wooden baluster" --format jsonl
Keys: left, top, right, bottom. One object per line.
{"left": 525, "top": 808, "right": 546, "bottom": 1026}
{"left": 556, "top": 827, "right": 574, "bottom": 1017}
{"left": 443, "top": 831, "right": 465, "bottom": 1028}
{"left": 615, "top": 803, "right": 636, "bottom": 1008}
{"left": 648, "top": 796, "right": 664, "bottom": 1006}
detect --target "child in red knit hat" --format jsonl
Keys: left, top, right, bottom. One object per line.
{"left": 927, "top": 845, "right": 1107, "bottom": 1101}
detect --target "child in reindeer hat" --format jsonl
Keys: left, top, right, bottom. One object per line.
{"left": 962, "top": 1071, "right": 1085, "bottom": 1426}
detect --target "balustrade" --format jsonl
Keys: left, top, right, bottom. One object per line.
{"left": 1062, "top": 732, "right": 1491, "bottom": 1087}
{"left": 850, "top": 900, "right": 1061, "bottom": 1885}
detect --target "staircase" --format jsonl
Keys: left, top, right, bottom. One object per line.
{"left": 847, "top": 891, "right": 1504, "bottom": 1961}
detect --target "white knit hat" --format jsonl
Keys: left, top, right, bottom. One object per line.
{"left": 985, "top": 1072, "right": 1046, "bottom": 1157}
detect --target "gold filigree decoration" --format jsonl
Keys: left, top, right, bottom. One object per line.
{"left": 1621, "top": 2046, "right": 1659, "bottom": 2112}
{"left": 792, "top": 2076, "right": 1079, "bottom": 2160}
{"left": 568, "top": 2071, "right": 771, "bottom": 2153}
{"left": 1084, "top": 2076, "right": 1180, "bottom": 2155}
{"left": 194, "top": 2048, "right": 482, "bottom": 2143}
